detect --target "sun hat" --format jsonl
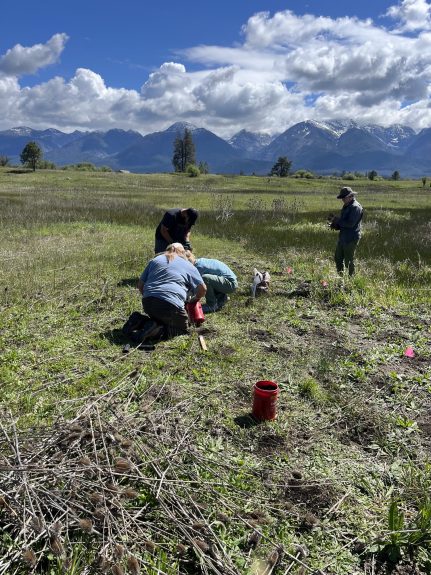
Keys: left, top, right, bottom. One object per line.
{"left": 337, "top": 186, "right": 357, "bottom": 199}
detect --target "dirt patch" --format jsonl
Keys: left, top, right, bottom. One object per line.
{"left": 218, "top": 346, "right": 236, "bottom": 356}
{"left": 364, "top": 557, "right": 428, "bottom": 575}
{"left": 249, "top": 328, "right": 272, "bottom": 342}
{"left": 256, "top": 432, "right": 286, "bottom": 454}
{"left": 283, "top": 475, "right": 339, "bottom": 515}
{"left": 195, "top": 325, "right": 217, "bottom": 335}
{"left": 335, "top": 401, "right": 390, "bottom": 447}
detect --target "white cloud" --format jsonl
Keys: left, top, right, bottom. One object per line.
{"left": 0, "top": 33, "right": 68, "bottom": 76}
{"left": 386, "top": 0, "right": 431, "bottom": 31}
{"left": 0, "top": 4, "right": 431, "bottom": 136}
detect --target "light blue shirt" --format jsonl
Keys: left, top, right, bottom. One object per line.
{"left": 141, "top": 255, "right": 204, "bottom": 309}
{"left": 195, "top": 258, "right": 238, "bottom": 286}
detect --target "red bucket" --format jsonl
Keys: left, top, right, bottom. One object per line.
{"left": 186, "top": 301, "right": 205, "bottom": 326}
{"left": 252, "top": 380, "right": 279, "bottom": 421}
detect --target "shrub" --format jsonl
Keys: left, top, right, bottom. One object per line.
{"left": 293, "top": 169, "right": 315, "bottom": 179}
{"left": 186, "top": 164, "right": 200, "bottom": 178}
{"left": 38, "top": 160, "right": 57, "bottom": 170}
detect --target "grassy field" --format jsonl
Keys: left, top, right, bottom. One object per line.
{"left": 0, "top": 169, "right": 430, "bottom": 574}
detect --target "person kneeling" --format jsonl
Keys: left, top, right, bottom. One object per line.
{"left": 186, "top": 253, "right": 237, "bottom": 313}
{"left": 134, "top": 243, "right": 206, "bottom": 342}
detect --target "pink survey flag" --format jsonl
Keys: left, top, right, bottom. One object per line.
{"left": 404, "top": 346, "right": 415, "bottom": 358}
{"left": 286, "top": 267, "right": 293, "bottom": 274}
{"left": 321, "top": 280, "right": 329, "bottom": 287}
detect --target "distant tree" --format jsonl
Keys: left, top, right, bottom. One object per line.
{"left": 172, "top": 135, "right": 185, "bottom": 172}
{"left": 391, "top": 170, "right": 400, "bottom": 181}
{"left": 368, "top": 170, "right": 378, "bottom": 181}
{"left": 172, "top": 128, "right": 196, "bottom": 172}
{"left": 422, "top": 176, "right": 427, "bottom": 187}
{"left": 0, "top": 155, "right": 10, "bottom": 167}
{"left": 20, "top": 141, "right": 43, "bottom": 171}
{"left": 184, "top": 128, "right": 196, "bottom": 166}
{"left": 198, "top": 161, "right": 209, "bottom": 174}
{"left": 270, "top": 156, "right": 292, "bottom": 178}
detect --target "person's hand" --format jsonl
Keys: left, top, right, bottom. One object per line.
{"left": 329, "top": 216, "right": 340, "bottom": 230}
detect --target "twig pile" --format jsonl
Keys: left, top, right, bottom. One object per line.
{"left": 0, "top": 380, "right": 243, "bottom": 575}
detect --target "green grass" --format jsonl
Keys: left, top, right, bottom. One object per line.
{"left": 0, "top": 169, "right": 430, "bottom": 574}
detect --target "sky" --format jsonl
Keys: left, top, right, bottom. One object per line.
{"left": 1, "top": 0, "right": 431, "bottom": 137}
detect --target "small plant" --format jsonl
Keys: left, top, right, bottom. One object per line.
{"left": 211, "top": 193, "right": 234, "bottom": 221}
{"left": 298, "top": 377, "right": 326, "bottom": 403}
{"left": 373, "top": 495, "right": 431, "bottom": 565}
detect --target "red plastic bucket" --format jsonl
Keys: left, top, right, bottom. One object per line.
{"left": 252, "top": 380, "right": 279, "bottom": 421}
{"left": 186, "top": 301, "right": 205, "bottom": 326}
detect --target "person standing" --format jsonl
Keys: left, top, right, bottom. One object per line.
{"left": 330, "top": 187, "right": 363, "bottom": 276}
{"left": 154, "top": 208, "right": 198, "bottom": 253}
{"left": 187, "top": 252, "right": 238, "bottom": 313}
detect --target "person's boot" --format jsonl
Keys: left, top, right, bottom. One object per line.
{"left": 131, "top": 321, "right": 164, "bottom": 343}
{"left": 216, "top": 294, "right": 229, "bottom": 309}
{"left": 122, "top": 311, "right": 149, "bottom": 335}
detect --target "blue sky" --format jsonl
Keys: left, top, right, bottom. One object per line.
{"left": 0, "top": 0, "right": 430, "bottom": 136}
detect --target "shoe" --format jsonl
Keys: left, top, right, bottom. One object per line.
{"left": 131, "top": 321, "right": 164, "bottom": 343}
{"left": 202, "top": 303, "right": 219, "bottom": 314}
{"left": 216, "top": 294, "right": 230, "bottom": 309}
{"left": 122, "top": 311, "right": 148, "bottom": 335}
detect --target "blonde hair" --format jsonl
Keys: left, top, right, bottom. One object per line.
{"left": 185, "top": 250, "right": 196, "bottom": 264}
{"left": 165, "top": 243, "right": 186, "bottom": 263}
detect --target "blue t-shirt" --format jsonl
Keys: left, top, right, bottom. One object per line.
{"left": 141, "top": 255, "right": 204, "bottom": 309}
{"left": 195, "top": 258, "right": 238, "bottom": 286}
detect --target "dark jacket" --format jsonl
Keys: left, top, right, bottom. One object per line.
{"left": 336, "top": 199, "right": 363, "bottom": 244}
{"left": 155, "top": 209, "right": 191, "bottom": 243}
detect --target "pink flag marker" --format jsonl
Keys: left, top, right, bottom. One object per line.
{"left": 321, "top": 280, "right": 329, "bottom": 287}
{"left": 404, "top": 346, "right": 415, "bottom": 358}
{"left": 286, "top": 267, "right": 293, "bottom": 274}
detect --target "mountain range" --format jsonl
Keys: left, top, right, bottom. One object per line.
{"left": 0, "top": 119, "right": 429, "bottom": 177}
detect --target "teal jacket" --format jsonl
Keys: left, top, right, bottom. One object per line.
{"left": 195, "top": 258, "right": 238, "bottom": 286}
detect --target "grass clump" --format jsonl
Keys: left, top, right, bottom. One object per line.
{"left": 298, "top": 376, "right": 327, "bottom": 404}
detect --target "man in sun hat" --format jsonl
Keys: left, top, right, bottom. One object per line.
{"left": 329, "top": 187, "right": 363, "bottom": 276}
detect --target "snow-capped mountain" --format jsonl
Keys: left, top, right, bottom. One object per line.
{"left": 228, "top": 130, "right": 274, "bottom": 158}
{"left": 0, "top": 120, "right": 429, "bottom": 176}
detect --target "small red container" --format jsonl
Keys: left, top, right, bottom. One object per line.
{"left": 186, "top": 301, "right": 205, "bottom": 326}
{"left": 252, "top": 380, "right": 279, "bottom": 421}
